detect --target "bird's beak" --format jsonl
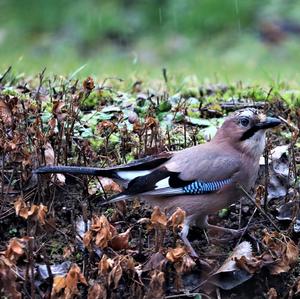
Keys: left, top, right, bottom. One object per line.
{"left": 257, "top": 116, "right": 281, "bottom": 130}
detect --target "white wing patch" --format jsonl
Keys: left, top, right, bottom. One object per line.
{"left": 116, "top": 170, "right": 151, "bottom": 181}
{"left": 155, "top": 177, "right": 170, "bottom": 189}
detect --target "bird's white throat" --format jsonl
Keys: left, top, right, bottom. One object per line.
{"left": 242, "top": 130, "right": 266, "bottom": 159}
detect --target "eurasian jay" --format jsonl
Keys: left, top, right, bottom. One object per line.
{"left": 36, "top": 108, "right": 281, "bottom": 256}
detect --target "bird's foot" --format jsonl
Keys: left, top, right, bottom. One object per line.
{"left": 207, "top": 224, "right": 245, "bottom": 244}
{"left": 179, "top": 231, "right": 199, "bottom": 258}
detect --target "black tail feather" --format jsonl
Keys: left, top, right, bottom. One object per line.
{"left": 34, "top": 166, "right": 115, "bottom": 177}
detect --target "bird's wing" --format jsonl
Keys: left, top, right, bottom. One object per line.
{"left": 165, "top": 143, "right": 241, "bottom": 182}
{"left": 35, "top": 152, "right": 173, "bottom": 181}
{"left": 105, "top": 144, "right": 241, "bottom": 203}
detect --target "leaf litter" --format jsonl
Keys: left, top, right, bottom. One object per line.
{"left": 0, "top": 72, "right": 299, "bottom": 298}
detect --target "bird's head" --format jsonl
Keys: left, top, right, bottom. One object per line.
{"left": 214, "top": 108, "right": 281, "bottom": 158}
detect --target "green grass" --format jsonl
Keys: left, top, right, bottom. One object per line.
{"left": 1, "top": 34, "right": 300, "bottom": 85}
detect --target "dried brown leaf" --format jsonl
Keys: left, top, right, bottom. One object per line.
{"left": 63, "top": 264, "right": 87, "bottom": 298}
{"left": 92, "top": 215, "right": 116, "bottom": 249}
{"left": 48, "top": 117, "right": 57, "bottom": 130}
{"left": 145, "top": 116, "right": 157, "bottom": 129}
{"left": 166, "top": 246, "right": 187, "bottom": 263}
{"left": 3, "top": 237, "right": 31, "bottom": 264}
{"left": 88, "top": 283, "right": 107, "bottom": 299}
{"left": 108, "top": 261, "right": 122, "bottom": 289}
{"left": 99, "top": 177, "right": 122, "bottom": 193}
{"left": 83, "top": 76, "right": 95, "bottom": 91}
{"left": 267, "top": 287, "right": 278, "bottom": 299}
{"left": 119, "top": 255, "right": 136, "bottom": 272}
{"left": 44, "top": 142, "right": 55, "bottom": 165}
{"left": 180, "top": 254, "right": 196, "bottom": 273}
{"left": 0, "top": 259, "right": 21, "bottom": 299}
{"left": 150, "top": 206, "right": 167, "bottom": 228}
{"left": 262, "top": 231, "right": 299, "bottom": 274}
{"left": 83, "top": 230, "right": 93, "bottom": 249}
{"left": 168, "top": 207, "right": 186, "bottom": 232}
{"left": 143, "top": 252, "right": 167, "bottom": 272}
{"left": 14, "top": 197, "right": 29, "bottom": 219}
{"left": 63, "top": 245, "right": 74, "bottom": 259}
{"left": 27, "top": 204, "right": 48, "bottom": 224}
{"left": 0, "top": 99, "right": 12, "bottom": 125}
{"left": 144, "top": 270, "right": 165, "bottom": 299}
{"left": 109, "top": 228, "right": 131, "bottom": 251}
{"left": 98, "top": 254, "right": 114, "bottom": 275}
{"left": 52, "top": 275, "right": 66, "bottom": 295}
{"left": 14, "top": 198, "right": 48, "bottom": 224}
{"left": 286, "top": 241, "right": 299, "bottom": 265}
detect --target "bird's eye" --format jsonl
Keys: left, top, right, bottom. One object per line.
{"left": 240, "top": 117, "right": 250, "bottom": 127}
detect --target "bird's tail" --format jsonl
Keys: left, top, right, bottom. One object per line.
{"left": 103, "top": 187, "right": 183, "bottom": 205}
{"left": 34, "top": 166, "right": 114, "bottom": 177}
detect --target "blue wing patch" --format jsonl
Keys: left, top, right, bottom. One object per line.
{"left": 182, "top": 178, "right": 232, "bottom": 195}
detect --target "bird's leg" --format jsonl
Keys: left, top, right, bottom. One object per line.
{"left": 206, "top": 223, "right": 245, "bottom": 240}
{"left": 179, "top": 222, "right": 198, "bottom": 258}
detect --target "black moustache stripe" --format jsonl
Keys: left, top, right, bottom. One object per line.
{"left": 240, "top": 126, "right": 260, "bottom": 141}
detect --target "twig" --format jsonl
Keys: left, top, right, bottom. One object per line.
{"left": 41, "top": 247, "right": 53, "bottom": 299}
{"left": 238, "top": 199, "right": 243, "bottom": 229}
{"left": 263, "top": 140, "right": 270, "bottom": 210}
{"left": 165, "top": 292, "right": 212, "bottom": 299}
{"left": 220, "top": 102, "right": 266, "bottom": 110}
{"left": 237, "top": 183, "right": 280, "bottom": 232}
{"left": 237, "top": 207, "right": 257, "bottom": 245}
{"left": 28, "top": 238, "right": 35, "bottom": 299}
{"left": 0, "top": 154, "right": 5, "bottom": 209}
{"left": 278, "top": 116, "right": 299, "bottom": 134}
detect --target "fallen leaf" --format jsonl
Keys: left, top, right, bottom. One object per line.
{"left": 166, "top": 246, "right": 187, "bottom": 263}
{"left": 267, "top": 287, "right": 278, "bottom": 299}
{"left": 0, "top": 259, "right": 21, "bottom": 299}
{"left": 144, "top": 270, "right": 165, "bottom": 299}
{"left": 88, "top": 283, "right": 107, "bottom": 299}
{"left": 14, "top": 197, "right": 29, "bottom": 219}
{"left": 143, "top": 252, "right": 167, "bottom": 272}
{"left": 145, "top": 116, "right": 157, "bottom": 129}
{"left": 262, "top": 231, "right": 299, "bottom": 274}
{"left": 180, "top": 254, "right": 196, "bottom": 273}
{"left": 52, "top": 275, "right": 66, "bottom": 295}
{"left": 83, "top": 230, "right": 93, "bottom": 250}
{"left": 83, "top": 76, "right": 95, "bottom": 91}
{"left": 3, "top": 237, "right": 31, "bottom": 264}
{"left": 168, "top": 207, "right": 186, "bottom": 232}
{"left": 150, "top": 206, "right": 167, "bottom": 228}
{"left": 211, "top": 241, "right": 253, "bottom": 290}
{"left": 27, "top": 204, "right": 48, "bottom": 224}
{"left": 0, "top": 99, "right": 12, "bottom": 125}
{"left": 52, "top": 100, "right": 67, "bottom": 121}
{"left": 14, "top": 198, "right": 48, "bottom": 224}
{"left": 109, "top": 227, "right": 131, "bottom": 251}
{"left": 44, "top": 142, "right": 55, "bottom": 165}
{"left": 89, "top": 215, "right": 116, "bottom": 249}
{"left": 98, "top": 254, "right": 114, "bottom": 275}
{"left": 64, "top": 264, "right": 87, "bottom": 298}
{"left": 98, "top": 177, "right": 122, "bottom": 193}
{"left": 108, "top": 261, "right": 122, "bottom": 289}
{"left": 63, "top": 245, "right": 74, "bottom": 259}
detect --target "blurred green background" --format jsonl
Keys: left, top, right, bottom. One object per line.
{"left": 1, "top": 0, "right": 300, "bottom": 82}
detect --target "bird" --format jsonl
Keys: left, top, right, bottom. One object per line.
{"left": 35, "top": 108, "right": 281, "bottom": 256}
